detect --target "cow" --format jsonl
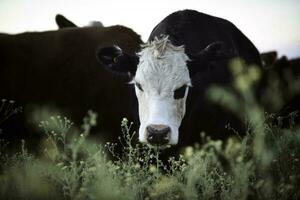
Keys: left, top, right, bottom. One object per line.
{"left": 260, "top": 53, "right": 300, "bottom": 127}
{"left": 0, "top": 15, "right": 142, "bottom": 151}
{"left": 96, "top": 9, "right": 263, "bottom": 147}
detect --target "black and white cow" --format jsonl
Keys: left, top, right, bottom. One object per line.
{"left": 96, "top": 9, "right": 262, "bottom": 146}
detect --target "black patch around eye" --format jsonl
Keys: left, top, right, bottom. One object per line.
{"left": 174, "top": 85, "right": 187, "bottom": 99}
{"left": 135, "top": 82, "right": 143, "bottom": 91}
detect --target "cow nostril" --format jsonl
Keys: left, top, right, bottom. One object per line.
{"left": 147, "top": 125, "right": 170, "bottom": 135}
{"left": 146, "top": 124, "right": 171, "bottom": 145}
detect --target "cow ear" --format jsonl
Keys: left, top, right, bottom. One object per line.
{"left": 187, "top": 41, "right": 228, "bottom": 76}
{"left": 55, "top": 14, "right": 77, "bottom": 29}
{"left": 96, "top": 45, "right": 139, "bottom": 77}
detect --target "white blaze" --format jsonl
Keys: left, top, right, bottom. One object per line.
{"left": 133, "top": 36, "right": 191, "bottom": 145}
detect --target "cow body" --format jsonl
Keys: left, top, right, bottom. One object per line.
{"left": 149, "top": 10, "right": 261, "bottom": 66}
{"left": 0, "top": 24, "right": 142, "bottom": 149}
{"left": 97, "top": 9, "right": 263, "bottom": 147}
{"left": 260, "top": 54, "right": 300, "bottom": 127}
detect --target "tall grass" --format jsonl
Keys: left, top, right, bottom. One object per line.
{"left": 0, "top": 59, "right": 299, "bottom": 199}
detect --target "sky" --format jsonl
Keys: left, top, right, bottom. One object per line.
{"left": 0, "top": 0, "right": 299, "bottom": 58}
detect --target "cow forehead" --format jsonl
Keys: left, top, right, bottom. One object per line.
{"left": 135, "top": 37, "right": 191, "bottom": 90}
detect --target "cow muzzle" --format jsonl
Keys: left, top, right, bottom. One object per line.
{"left": 146, "top": 124, "right": 171, "bottom": 145}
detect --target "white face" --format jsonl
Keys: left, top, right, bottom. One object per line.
{"left": 133, "top": 38, "right": 191, "bottom": 145}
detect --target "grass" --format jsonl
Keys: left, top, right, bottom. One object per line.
{"left": 0, "top": 59, "right": 299, "bottom": 200}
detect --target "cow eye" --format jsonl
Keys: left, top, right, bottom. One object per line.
{"left": 135, "top": 82, "right": 143, "bottom": 91}
{"left": 174, "top": 85, "right": 187, "bottom": 99}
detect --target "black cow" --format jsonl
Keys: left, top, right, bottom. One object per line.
{"left": 0, "top": 16, "right": 142, "bottom": 150}
{"left": 260, "top": 53, "right": 300, "bottom": 126}
{"left": 96, "top": 9, "right": 263, "bottom": 147}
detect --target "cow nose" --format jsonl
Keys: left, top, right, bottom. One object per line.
{"left": 146, "top": 124, "right": 171, "bottom": 145}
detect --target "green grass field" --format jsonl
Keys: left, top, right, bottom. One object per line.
{"left": 0, "top": 59, "right": 299, "bottom": 200}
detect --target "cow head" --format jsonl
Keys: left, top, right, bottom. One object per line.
{"left": 96, "top": 36, "right": 225, "bottom": 146}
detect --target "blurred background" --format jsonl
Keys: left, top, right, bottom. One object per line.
{"left": 0, "top": 0, "right": 299, "bottom": 58}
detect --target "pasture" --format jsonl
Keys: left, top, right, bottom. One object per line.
{"left": 0, "top": 57, "right": 299, "bottom": 200}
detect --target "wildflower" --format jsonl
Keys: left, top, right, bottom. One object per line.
{"left": 90, "top": 118, "right": 97, "bottom": 126}
{"left": 149, "top": 176, "right": 180, "bottom": 199}
{"left": 235, "top": 75, "right": 250, "bottom": 91}
{"left": 87, "top": 110, "right": 97, "bottom": 126}
{"left": 121, "top": 117, "right": 128, "bottom": 126}
{"left": 56, "top": 162, "right": 64, "bottom": 167}
{"left": 248, "top": 65, "right": 261, "bottom": 82}
{"left": 88, "top": 167, "right": 96, "bottom": 172}
{"left": 134, "top": 163, "right": 141, "bottom": 169}
{"left": 149, "top": 165, "right": 157, "bottom": 173}
{"left": 229, "top": 58, "right": 245, "bottom": 76}
{"left": 236, "top": 156, "right": 243, "bottom": 163}
{"left": 200, "top": 131, "right": 206, "bottom": 138}
{"left": 210, "top": 140, "right": 223, "bottom": 151}
{"left": 183, "top": 146, "right": 194, "bottom": 159}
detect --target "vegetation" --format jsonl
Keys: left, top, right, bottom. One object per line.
{"left": 0, "top": 59, "right": 299, "bottom": 199}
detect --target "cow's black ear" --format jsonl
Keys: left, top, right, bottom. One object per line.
{"left": 55, "top": 14, "right": 77, "bottom": 29}
{"left": 96, "top": 45, "right": 139, "bottom": 77}
{"left": 187, "top": 41, "right": 228, "bottom": 76}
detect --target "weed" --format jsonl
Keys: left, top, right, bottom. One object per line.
{"left": 0, "top": 59, "right": 299, "bottom": 199}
